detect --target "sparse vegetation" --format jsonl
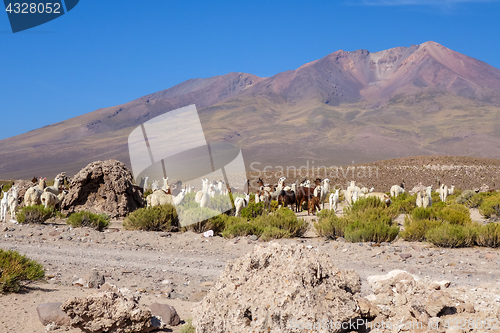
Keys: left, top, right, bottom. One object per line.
{"left": 400, "top": 217, "right": 441, "bottom": 242}
{"left": 455, "top": 190, "right": 476, "bottom": 206}
{"left": 67, "top": 211, "right": 109, "bottom": 231}
{"left": 479, "top": 192, "right": 500, "bottom": 218}
{"left": 474, "top": 222, "right": 500, "bottom": 248}
{"left": 179, "top": 318, "right": 195, "bottom": 333}
{"left": 425, "top": 224, "right": 475, "bottom": 248}
{"left": 0, "top": 249, "right": 45, "bottom": 293}
{"left": 123, "top": 204, "right": 178, "bottom": 231}
{"left": 314, "top": 209, "right": 348, "bottom": 239}
{"left": 387, "top": 192, "right": 417, "bottom": 216}
{"left": 16, "top": 205, "right": 61, "bottom": 224}
{"left": 240, "top": 202, "right": 265, "bottom": 219}
{"left": 221, "top": 208, "right": 308, "bottom": 241}
{"left": 314, "top": 197, "right": 399, "bottom": 243}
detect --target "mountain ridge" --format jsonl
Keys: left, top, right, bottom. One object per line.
{"left": 2, "top": 41, "right": 500, "bottom": 179}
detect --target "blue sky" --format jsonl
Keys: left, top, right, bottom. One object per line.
{"left": 1, "top": 0, "right": 499, "bottom": 140}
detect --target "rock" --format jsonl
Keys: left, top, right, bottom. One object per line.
{"left": 190, "top": 291, "right": 208, "bottom": 302}
{"left": 357, "top": 298, "right": 379, "bottom": 318}
{"left": 49, "top": 231, "right": 60, "bottom": 237}
{"left": 192, "top": 243, "right": 362, "bottom": 333}
{"left": 428, "top": 280, "right": 451, "bottom": 290}
{"left": 61, "top": 160, "right": 144, "bottom": 218}
{"left": 85, "top": 270, "right": 105, "bottom": 289}
{"left": 485, "top": 252, "right": 496, "bottom": 259}
{"left": 36, "top": 302, "right": 71, "bottom": 326}
{"left": 425, "top": 290, "right": 452, "bottom": 317}
{"left": 61, "top": 288, "right": 154, "bottom": 333}
{"left": 250, "top": 235, "right": 258, "bottom": 241}
{"left": 367, "top": 270, "right": 418, "bottom": 294}
{"left": 400, "top": 253, "right": 412, "bottom": 260}
{"left": 148, "top": 303, "right": 180, "bottom": 326}
{"left": 200, "top": 281, "right": 214, "bottom": 287}
{"left": 169, "top": 292, "right": 188, "bottom": 301}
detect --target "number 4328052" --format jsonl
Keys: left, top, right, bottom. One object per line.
{"left": 5, "top": 2, "right": 61, "bottom": 14}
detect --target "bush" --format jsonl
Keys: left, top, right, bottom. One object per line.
{"left": 240, "top": 202, "right": 265, "bottom": 219}
{"left": 455, "top": 190, "right": 476, "bottom": 205}
{"left": 479, "top": 193, "right": 500, "bottom": 218}
{"left": 388, "top": 192, "right": 416, "bottom": 216}
{"left": 180, "top": 318, "right": 195, "bottom": 333}
{"left": 343, "top": 198, "right": 398, "bottom": 243}
{"left": 16, "top": 205, "right": 58, "bottom": 224}
{"left": 436, "top": 204, "right": 471, "bottom": 225}
{"left": 221, "top": 208, "right": 308, "bottom": 241}
{"left": 400, "top": 217, "right": 441, "bottom": 242}
{"left": 0, "top": 249, "right": 44, "bottom": 293}
{"left": 221, "top": 219, "right": 262, "bottom": 238}
{"left": 314, "top": 209, "right": 348, "bottom": 239}
{"left": 143, "top": 189, "right": 153, "bottom": 198}
{"left": 258, "top": 208, "right": 308, "bottom": 238}
{"left": 344, "top": 218, "right": 399, "bottom": 243}
{"left": 67, "top": 211, "right": 109, "bottom": 231}
{"left": 348, "top": 196, "right": 386, "bottom": 213}
{"left": 474, "top": 223, "right": 500, "bottom": 248}
{"left": 185, "top": 213, "right": 234, "bottom": 234}
{"left": 425, "top": 224, "right": 475, "bottom": 248}
{"left": 123, "top": 204, "right": 178, "bottom": 231}
{"left": 467, "top": 192, "right": 490, "bottom": 209}
{"left": 411, "top": 207, "right": 438, "bottom": 221}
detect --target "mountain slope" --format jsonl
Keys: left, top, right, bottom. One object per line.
{"left": 2, "top": 41, "right": 500, "bottom": 179}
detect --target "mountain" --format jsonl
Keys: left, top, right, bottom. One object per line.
{"left": 2, "top": 41, "right": 500, "bottom": 180}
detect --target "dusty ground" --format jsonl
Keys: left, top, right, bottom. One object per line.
{"left": 1, "top": 204, "right": 499, "bottom": 333}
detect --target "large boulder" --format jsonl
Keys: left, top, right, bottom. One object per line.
{"left": 193, "top": 243, "right": 364, "bottom": 333}
{"left": 61, "top": 286, "right": 153, "bottom": 333}
{"left": 36, "top": 302, "right": 71, "bottom": 326}
{"left": 61, "top": 160, "right": 144, "bottom": 218}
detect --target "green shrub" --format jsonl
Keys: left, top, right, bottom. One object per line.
{"left": 143, "top": 189, "right": 153, "bottom": 198}
{"left": 314, "top": 209, "right": 348, "bottom": 239}
{"left": 479, "top": 193, "right": 500, "bottom": 218}
{"left": 260, "top": 227, "right": 291, "bottom": 242}
{"left": 185, "top": 213, "right": 233, "bottom": 234}
{"left": 467, "top": 192, "right": 490, "bottom": 209}
{"left": 474, "top": 223, "right": 500, "bottom": 248}
{"left": 388, "top": 192, "right": 416, "bottom": 216}
{"left": 270, "top": 200, "right": 279, "bottom": 212}
{"left": 123, "top": 204, "right": 178, "bottom": 231}
{"left": 348, "top": 196, "right": 386, "bottom": 213}
{"left": 67, "top": 211, "right": 109, "bottom": 231}
{"left": 221, "top": 208, "right": 308, "bottom": 241}
{"left": 241, "top": 202, "right": 265, "bottom": 219}
{"left": 425, "top": 224, "right": 475, "bottom": 248}
{"left": 446, "top": 188, "right": 462, "bottom": 202}
{"left": 455, "top": 190, "right": 476, "bottom": 205}
{"left": 400, "top": 217, "right": 441, "bottom": 242}
{"left": 0, "top": 249, "right": 44, "bottom": 293}
{"left": 342, "top": 199, "right": 398, "bottom": 243}
{"left": 256, "top": 208, "right": 308, "bottom": 239}
{"left": 344, "top": 218, "right": 399, "bottom": 243}
{"left": 16, "top": 205, "right": 58, "bottom": 224}
{"left": 221, "top": 219, "right": 262, "bottom": 238}
{"left": 436, "top": 204, "right": 471, "bottom": 225}
{"left": 411, "top": 207, "right": 438, "bottom": 221}
{"left": 180, "top": 318, "right": 196, "bottom": 333}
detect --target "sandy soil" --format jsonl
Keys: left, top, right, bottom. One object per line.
{"left": 1, "top": 204, "right": 499, "bottom": 333}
